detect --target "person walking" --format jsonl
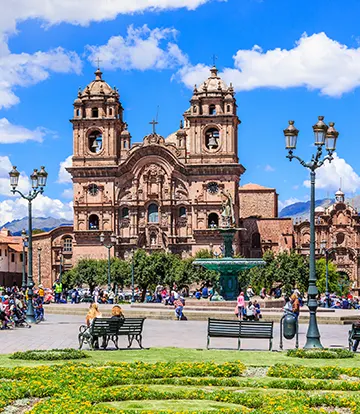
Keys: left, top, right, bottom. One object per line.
{"left": 237, "top": 292, "right": 245, "bottom": 321}
{"left": 291, "top": 293, "right": 300, "bottom": 320}
{"left": 53, "top": 279, "right": 63, "bottom": 304}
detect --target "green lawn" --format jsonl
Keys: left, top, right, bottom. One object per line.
{"left": 0, "top": 347, "right": 359, "bottom": 368}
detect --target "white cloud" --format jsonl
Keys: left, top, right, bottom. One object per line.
{"left": 58, "top": 155, "right": 72, "bottom": 184}
{"left": 87, "top": 25, "right": 188, "bottom": 71}
{"left": 61, "top": 188, "right": 73, "bottom": 199}
{"left": 0, "top": 47, "right": 82, "bottom": 109}
{"left": 303, "top": 153, "right": 360, "bottom": 193}
{"left": 178, "top": 32, "right": 360, "bottom": 97}
{"left": 0, "top": 195, "right": 73, "bottom": 227}
{"left": 278, "top": 197, "right": 301, "bottom": 212}
{"left": 0, "top": 118, "right": 49, "bottom": 144}
{"left": 264, "top": 164, "right": 275, "bottom": 172}
{"left": 0, "top": 156, "right": 30, "bottom": 197}
{"left": 0, "top": 0, "right": 212, "bottom": 37}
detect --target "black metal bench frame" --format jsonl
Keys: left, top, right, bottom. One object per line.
{"left": 207, "top": 318, "right": 274, "bottom": 351}
{"left": 348, "top": 324, "right": 360, "bottom": 351}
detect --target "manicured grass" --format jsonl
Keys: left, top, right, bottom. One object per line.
{"left": 100, "top": 400, "right": 245, "bottom": 411}
{"left": 0, "top": 347, "right": 359, "bottom": 368}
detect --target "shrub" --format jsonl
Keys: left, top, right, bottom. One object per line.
{"left": 9, "top": 348, "right": 89, "bottom": 361}
{"left": 287, "top": 348, "right": 354, "bottom": 359}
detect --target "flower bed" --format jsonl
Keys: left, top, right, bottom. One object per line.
{"left": 9, "top": 348, "right": 89, "bottom": 361}
{"left": 287, "top": 348, "right": 354, "bottom": 359}
{"left": 0, "top": 360, "right": 360, "bottom": 413}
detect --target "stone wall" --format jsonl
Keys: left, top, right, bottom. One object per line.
{"left": 239, "top": 185, "right": 278, "bottom": 219}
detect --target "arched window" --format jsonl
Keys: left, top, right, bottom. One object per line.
{"left": 91, "top": 107, "right": 99, "bottom": 118}
{"left": 109, "top": 108, "right": 113, "bottom": 116}
{"left": 89, "top": 214, "right": 99, "bottom": 230}
{"left": 205, "top": 128, "right": 219, "bottom": 150}
{"left": 227, "top": 104, "right": 231, "bottom": 113}
{"left": 76, "top": 109, "right": 80, "bottom": 117}
{"left": 209, "top": 104, "right": 216, "bottom": 115}
{"left": 148, "top": 204, "right": 159, "bottom": 223}
{"left": 179, "top": 207, "right": 187, "bottom": 218}
{"left": 122, "top": 207, "right": 129, "bottom": 219}
{"left": 193, "top": 105, "right": 197, "bottom": 113}
{"left": 63, "top": 237, "right": 73, "bottom": 252}
{"left": 150, "top": 232, "right": 157, "bottom": 246}
{"left": 123, "top": 141, "right": 127, "bottom": 149}
{"left": 208, "top": 213, "right": 219, "bottom": 228}
{"left": 88, "top": 130, "right": 103, "bottom": 153}
{"left": 251, "top": 233, "right": 261, "bottom": 249}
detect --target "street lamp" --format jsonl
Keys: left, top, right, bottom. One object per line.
{"left": 320, "top": 239, "right": 337, "bottom": 308}
{"left": 125, "top": 249, "right": 136, "bottom": 303}
{"left": 100, "top": 232, "right": 117, "bottom": 293}
{"left": 37, "top": 246, "right": 42, "bottom": 285}
{"left": 59, "top": 249, "right": 63, "bottom": 283}
{"left": 9, "top": 165, "right": 48, "bottom": 323}
{"left": 284, "top": 116, "right": 339, "bottom": 349}
{"left": 21, "top": 229, "right": 28, "bottom": 290}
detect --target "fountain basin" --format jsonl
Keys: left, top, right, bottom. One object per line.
{"left": 193, "top": 257, "right": 265, "bottom": 301}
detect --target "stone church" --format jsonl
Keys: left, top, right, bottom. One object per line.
{"left": 32, "top": 67, "right": 293, "bottom": 286}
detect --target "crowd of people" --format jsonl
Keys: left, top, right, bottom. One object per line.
{"left": 0, "top": 284, "right": 44, "bottom": 329}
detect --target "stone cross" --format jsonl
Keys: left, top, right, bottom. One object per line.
{"left": 149, "top": 119, "right": 158, "bottom": 134}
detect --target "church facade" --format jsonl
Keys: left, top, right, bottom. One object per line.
{"left": 67, "top": 67, "right": 249, "bottom": 261}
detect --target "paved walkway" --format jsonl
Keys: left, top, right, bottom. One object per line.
{"left": 0, "top": 314, "right": 353, "bottom": 354}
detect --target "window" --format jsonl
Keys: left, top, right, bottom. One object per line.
{"left": 122, "top": 207, "right": 129, "bottom": 218}
{"left": 88, "top": 130, "right": 103, "bottom": 153}
{"left": 11, "top": 253, "right": 15, "bottom": 263}
{"left": 252, "top": 233, "right": 261, "bottom": 249}
{"left": 89, "top": 214, "right": 99, "bottom": 230}
{"left": 0, "top": 249, "right": 2, "bottom": 256}
{"left": 20, "top": 253, "right": 23, "bottom": 262}
{"left": 109, "top": 108, "right": 113, "bottom": 116}
{"left": 123, "top": 141, "right": 127, "bottom": 149}
{"left": 205, "top": 128, "right": 219, "bottom": 150}
{"left": 91, "top": 107, "right": 99, "bottom": 118}
{"left": 208, "top": 213, "right": 219, "bottom": 228}
{"left": 209, "top": 104, "right": 216, "bottom": 115}
{"left": 63, "top": 237, "right": 73, "bottom": 252}
{"left": 5, "top": 249, "right": 7, "bottom": 257}
{"left": 193, "top": 105, "right": 197, "bottom": 113}
{"left": 227, "top": 105, "right": 231, "bottom": 113}
{"left": 179, "top": 207, "right": 187, "bottom": 218}
{"left": 148, "top": 204, "right": 159, "bottom": 223}
{"left": 76, "top": 109, "right": 80, "bottom": 116}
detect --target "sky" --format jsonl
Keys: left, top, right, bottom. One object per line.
{"left": 1, "top": 0, "right": 360, "bottom": 225}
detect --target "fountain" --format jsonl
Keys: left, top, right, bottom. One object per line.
{"left": 193, "top": 190, "right": 265, "bottom": 300}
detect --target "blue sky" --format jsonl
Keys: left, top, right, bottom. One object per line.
{"left": 1, "top": 0, "right": 360, "bottom": 225}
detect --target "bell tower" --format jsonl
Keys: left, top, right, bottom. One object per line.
{"left": 184, "top": 66, "right": 240, "bottom": 164}
{"left": 71, "top": 68, "right": 127, "bottom": 167}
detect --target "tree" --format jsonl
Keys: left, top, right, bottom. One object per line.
{"left": 61, "top": 258, "right": 106, "bottom": 291}
{"left": 316, "top": 258, "right": 340, "bottom": 295}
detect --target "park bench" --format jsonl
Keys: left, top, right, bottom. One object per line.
{"left": 78, "top": 318, "right": 121, "bottom": 350}
{"left": 348, "top": 323, "right": 360, "bottom": 351}
{"left": 117, "top": 317, "right": 146, "bottom": 349}
{"left": 207, "top": 318, "right": 274, "bottom": 351}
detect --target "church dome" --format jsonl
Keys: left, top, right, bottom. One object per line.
{"left": 79, "top": 69, "right": 116, "bottom": 99}
{"left": 197, "top": 66, "right": 228, "bottom": 93}
{"left": 335, "top": 189, "right": 344, "bottom": 196}
{"left": 315, "top": 206, "right": 325, "bottom": 213}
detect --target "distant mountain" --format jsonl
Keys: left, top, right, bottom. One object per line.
{"left": 279, "top": 196, "right": 360, "bottom": 220}
{"left": 0, "top": 217, "right": 73, "bottom": 235}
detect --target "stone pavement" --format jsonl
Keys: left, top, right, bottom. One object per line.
{"left": 0, "top": 313, "right": 353, "bottom": 354}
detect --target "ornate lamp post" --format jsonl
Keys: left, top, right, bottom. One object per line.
{"left": 320, "top": 239, "right": 337, "bottom": 308}
{"left": 9, "top": 166, "right": 48, "bottom": 323}
{"left": 37, "top": 246, "right": 42, "bottom": 285}
{"left": 284, "top": 116, "right": 339, "bottom": 349}
{"left": 100, "top": 232, "right": 117, "bottom": 293}
{"left": 21, "top": 229, "right": 28, "bottom": 290}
